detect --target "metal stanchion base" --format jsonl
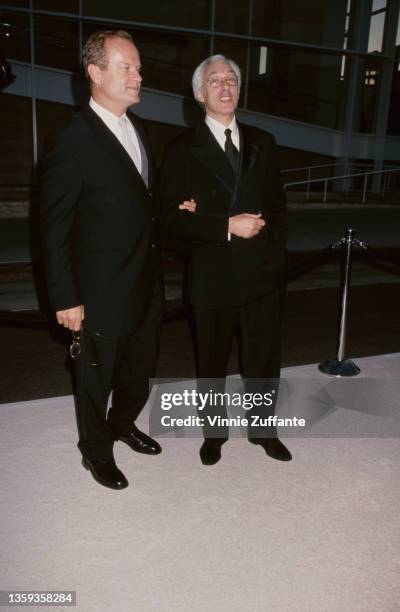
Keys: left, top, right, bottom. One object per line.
{"left": 319, "top": 359, "right": 361, "bottom": 377}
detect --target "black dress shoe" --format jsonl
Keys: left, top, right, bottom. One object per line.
{"left": 116, "top": 425, "right": 161, "bottom": 455}
{"left": 82, "top": 458, "right": 129, "bottom": 490}
{"left": 199, "top": 439, "right": 227, "bottom": 466}
{"left": 249, "top": 437, "right": 292, "bottom": 461}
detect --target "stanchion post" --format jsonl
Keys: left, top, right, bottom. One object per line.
{"left": 319, "top": 228, "right": 360, "bottom": 377}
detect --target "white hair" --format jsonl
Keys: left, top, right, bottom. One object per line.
{"left": 192, "top": 54, "right": 241, "bottom": 100}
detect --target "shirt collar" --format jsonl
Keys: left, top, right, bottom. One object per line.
{"left": 205, "top": 115, "right": 238, "bottom": 139}
{"left": 89, "top": 97, "right": 127, "bottom": 129}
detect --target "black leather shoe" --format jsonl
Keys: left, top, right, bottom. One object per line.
{"left": 82, "top": 458, "right": 129, "bottom": 490}
{"left": 249, "top": 437, "right": 292, "bottom": 461}
{"left": 199, "top": 438, "right": 227, "bottom": 466}
{"left": 116, "top": 425, "right": 162, "bottom": 455}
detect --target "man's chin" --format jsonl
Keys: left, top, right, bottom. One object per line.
{"left": 127, "top": 93, "right": 140, "bottom": 105}
{"left": 218, "top": 103, "right": 236, "bottom": 114}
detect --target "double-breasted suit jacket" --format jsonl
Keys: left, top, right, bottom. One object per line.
{"left": 41, "top": 106, "right": 158, "bottom": 338}
{"left": 160, "top": 121, "right": 287, "bottom": 309}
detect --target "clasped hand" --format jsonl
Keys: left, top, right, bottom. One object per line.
{"left": 179, "top": 199, "right": 265, "bottom": 239}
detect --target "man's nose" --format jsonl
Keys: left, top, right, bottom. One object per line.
{"left": 128, "top": 68, "right": 142, "bottom": 81}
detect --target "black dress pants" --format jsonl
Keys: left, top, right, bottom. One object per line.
{"left": 193, "top": 290, "right": 283, "bottom": 439}
{"left": 75, "top": 291, "right": 162, "bottom": 461}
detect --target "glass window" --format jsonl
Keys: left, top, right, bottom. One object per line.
{"left": 372, "top": 0, "right": 386, "bottom": 10}
{"left": 247, "top": 45, "right": 347, "bottom": 129}
{"left": 83, "top": 0, "right": 209, "bottom": 29}
{"left": 368, "top": 11, "right": 385, "bottom": 53}
{"left": 135, "top": 30, "right": 208, "bottom": 96}
{"left": 357, "top": 56, "right": 382, "bottom": 133}
{"left": 398, "top": 11, "right": 400, "bottom": 46}
{"left": 2, "top": 0, "right": 29, "bottom": 7}
{"left": 33, "top": 0, "right": 79, "bottom": 12}
{"left": 387, "top": 20, "right": 400, "bottom": 135}
{"left": 83, "top": 23, "right": 209, "bottom": 96}
{"left": 253, "top": 0, "right": 348, "bottom": 48}
{"left": 34, "top": 16, "right": 80, "bottom": 72}
{"left": 36, "top": 99, "right": 79, "bottom": 161}
{"left": 0, "top": 93, "right": 32, "bottom": 186}
{"left": 214, "top": 0, "right": 250, "bottom": 35}
{"left": 0, "top": 11, "right": 30, "bottom": 62}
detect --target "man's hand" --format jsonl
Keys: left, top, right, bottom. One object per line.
{"left": 179, "top": 198, "right": 197, "bottom": 213}
{"left": 228, "top": 213, "right": 265, "bottom": 239}
{"left": 56, "top": 305, "right": 85, "bottom": 331}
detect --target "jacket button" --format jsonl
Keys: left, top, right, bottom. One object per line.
{"left": 148, "top": 191, "right": 152, "bottom": 197}
{"left": 151, "top": 243, "right": 156, "bottom": 248}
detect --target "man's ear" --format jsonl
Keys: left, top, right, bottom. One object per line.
{"left": 195, "top": 90, "right": 204, "bottom": 104}
{"left": 87, "top": 63, "right": 102, "bottom": 86}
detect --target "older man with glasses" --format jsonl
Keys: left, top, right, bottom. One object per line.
{"left": 161, "top": 54, "right": 291, "bottom": 466}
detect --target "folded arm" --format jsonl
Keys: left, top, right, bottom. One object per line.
{"left": 161, "top": 143, "right": 264, "bottom": 243}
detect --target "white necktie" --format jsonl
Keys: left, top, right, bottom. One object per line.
{"left": 118, "top": 116, "right": 141, "bottom": 174}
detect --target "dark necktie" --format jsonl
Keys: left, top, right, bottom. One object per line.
{"left": 224, "top": 128, "right": 239, "bottom": 170}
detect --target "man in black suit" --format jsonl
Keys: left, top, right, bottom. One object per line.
{"left": 161, "top": 54, "right": 292, "bottom": 465}
{"left": 41, "top": 30, "right": 162, "bottom": 490}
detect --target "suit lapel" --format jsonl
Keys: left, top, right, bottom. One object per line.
{"left": 190, "top": 123, "right": 236, "bottom": 193}
{"left": 238, "top": 122, "right": 262, "bottom": 182}
{"left": 189, "top": 121, "right": 262, "bottom": 194}
{"left": 82, "top": 106, "right": 150, "bottom": 194}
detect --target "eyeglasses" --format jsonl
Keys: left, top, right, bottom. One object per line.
{"left": 205, "top": 76, "right": 238, "bottom": 89}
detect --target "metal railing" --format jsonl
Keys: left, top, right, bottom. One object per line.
{"left": 284, "top": 167, "right": 400, "bottom": 203}
{"left": 281, "top": 162, "right": 397, "bottom": 175}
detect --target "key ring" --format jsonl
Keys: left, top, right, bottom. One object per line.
{"left": 69, "top": 330, "right": 81, "bottom": 360}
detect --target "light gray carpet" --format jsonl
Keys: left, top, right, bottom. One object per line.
{"left": 1, "top": 355, "right": 399, "bottom": 612}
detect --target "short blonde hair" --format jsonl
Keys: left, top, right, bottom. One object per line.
{"left": 82, "top": 30, "right": 133, "bottom": 81}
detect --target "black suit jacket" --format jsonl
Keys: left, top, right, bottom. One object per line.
{"left": 160, "top": 121, "right": 287, "bottom": 309}
{"left": 40, "top": 106, "right": 158, "bottom": 338}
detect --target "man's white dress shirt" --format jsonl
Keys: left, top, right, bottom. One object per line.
{"left": 205, "top": 115, "right": 240, "bottom": 152}
{"left": 89, "top": 97, "right": 142, "bottom": 174}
